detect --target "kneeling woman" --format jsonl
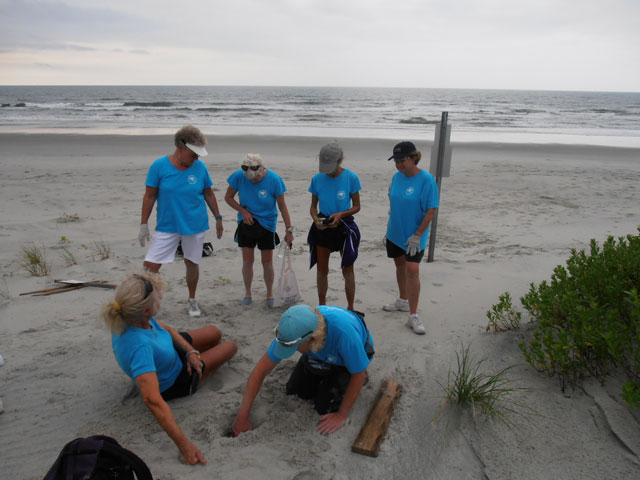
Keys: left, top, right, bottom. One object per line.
{"left": 102, "top": 272, "right": 237, "bottom": 465}
{"left": 232, "top": 304, "right": 374, "bottom": 436}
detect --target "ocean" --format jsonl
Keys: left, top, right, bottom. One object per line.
{"left": 1, "top": 86, "right": 639, "bottom": 147}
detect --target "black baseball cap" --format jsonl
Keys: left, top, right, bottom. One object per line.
{"left": 388, "top": 141, "right": 417, "bottom": 160}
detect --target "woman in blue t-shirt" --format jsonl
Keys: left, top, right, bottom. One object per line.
{"left": 138, "top": 125, "right": 225, "bottom": 318}
{"left": 102, "top": 272, "right": 237, "bottom": 465}
{"left": 308, "top": 142, "right": 361, "bottom": 311}
{"left": 232, "top": 304, "right": 374, "bottom": 437}
{"left": 383, "top": 141, "right": 439, "bottom": 335}
{"left": 225, "top": 154, "right": 294, "bottom": 307}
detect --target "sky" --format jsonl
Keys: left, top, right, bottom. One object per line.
{"left": 0, "top": 0, "right": 639, "bottom": 91}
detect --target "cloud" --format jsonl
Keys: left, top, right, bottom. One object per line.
{"left": 0, "top": 0, "right": 638, "bottom": 90}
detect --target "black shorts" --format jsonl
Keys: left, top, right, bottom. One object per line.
{"left": 285, "top": 353, "right": 351, "bottom": 415}
{"left": 235, "top": 221, "right": 280, "bottom": 250}
{"left": 386, "top": 238, "right": 425, "bottom": 263}
{"left": 160, "top": 332, "right": 206, "bottom": 402}
{"left": 310, "top": 223, "right": 346, "bottom": 253}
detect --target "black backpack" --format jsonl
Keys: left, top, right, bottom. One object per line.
{"left": 43, "top": 435, "right": 152, "bottom": 480}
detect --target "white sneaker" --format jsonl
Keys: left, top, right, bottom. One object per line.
{"left": 188, "top": 299, "right": 201, "bottom": 317}
{"left": 383, "top": 298, "right": 410, "bottom": 312}
{"left": 407, "top": 314, "right": 426, "bottom": 335}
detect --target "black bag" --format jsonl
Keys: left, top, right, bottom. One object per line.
{"left": 176, "top": 241, "right": 214, "bottom": 257}
{"left": 43, "top": 435, "right": 152, "bottom": 480}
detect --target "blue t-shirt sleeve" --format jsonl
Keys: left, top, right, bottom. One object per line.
{"left": 338, "top": 331, "right": 370, "bottom": 374}
{"left": 227, "top": 170, "right": 242, "bottom": 190}
{"left": 350, "top": 171, "right": 362, "bottom": 195}
{"left": 202, "top": 164, "right": 213, "bottom": 189}
{"left": 145, "top": 159, "right": 161, "bottom": 188}
{"left": 422, "top": 174, "right": 439, "bottom": 210}
{"left": 128, "top": 344, "right": 157, "bottom": 379}
{"left": 273, "top": 174, "right": 286, "bottom": 197}
{"left": 308, "top": 174, "right": 319, "bottom": 195}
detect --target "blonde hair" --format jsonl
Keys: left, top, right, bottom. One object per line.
{"left": 408, "top": 151, "right": 422, "bottom": 165}
{"left": 242, "top": 153, "right": 264, "bottom": 168}
{"left": 307, "top": 309, "right": 327, "bottom": 352}
{"left": 101, "top": 271, "right": 167, "bottom": 333}
{"left": 174, "top": 125, "right": 207, "bottom": 149}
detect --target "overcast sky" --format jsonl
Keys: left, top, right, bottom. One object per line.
{"left": 1, "top": 0, "right": 638, "bottom": 91}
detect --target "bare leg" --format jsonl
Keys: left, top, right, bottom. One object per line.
{"left": 393, "top": 255, "right": 408, "bottom": 301}
{"left": 405, "top": 261, "right": 421, "bottom": 315}
{"left": 144, "top": 261, "right": 161, "bottom": 273}
{"left": 342, "top": 264, "right": 355, "bottom": 311}
{"left": 184, "top": 259, "right": 199, "bottom": 299}
{"left": 316, "top": 246, "right": 331, "bottom": 305}
{"left": 261, "top": 249, "right": 275, "bottom": 299}
{"left": 241, "top": 247, "right": 255, "bottom": 299}
{"left": 187, "top": 326, "right": 237, "bottom": 384}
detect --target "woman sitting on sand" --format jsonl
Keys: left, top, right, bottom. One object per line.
{"left": 102, "top": 272, "right": 237, "bottom": 465}
{"left": 232, "top": 304, "right": 374, "bottom": 436}
{"left": 224, "top": 154, "right": 294, "bottom": 306}
{"left": 307, "top": 142, "right": 361, "bottom": 311}
{"left": 383, "top": 141, "right": 439, "bottom": 335}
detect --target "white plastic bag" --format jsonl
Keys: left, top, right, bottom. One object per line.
{"left": 273, "top": 243, "right": 302, "bottom": 308}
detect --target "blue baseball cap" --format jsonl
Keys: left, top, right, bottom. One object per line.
{"left": 273, "top": 305, "right": 319, "bottom": 359}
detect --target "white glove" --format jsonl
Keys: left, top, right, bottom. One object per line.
{"left": 138, "top": 224, "right": 150, "bottom": 247}
{"left": 406, "top": 234, "right": 422, "bottom": 256}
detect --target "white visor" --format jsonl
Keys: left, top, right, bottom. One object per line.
{"left": 185, "top": 142, "right": 208, "bottom": 157}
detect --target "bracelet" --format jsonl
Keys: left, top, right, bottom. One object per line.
{"left": 286, "top": 226, "right": 294, "bottom": 233}
{"left": 215, "top": 215, "right": 223, "bottom": 221}
{"left": 186, "top": 349, "right": 201, "bottom": 359}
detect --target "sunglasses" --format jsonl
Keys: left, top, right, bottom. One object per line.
{"left": 273, "top": 325, "right": 313, "bottom": 346}
{"left": 134, "top": 275, "right": 153, "bottom": 299}
{"left": 241, "top": 165, "right": 261, "bottom": 172}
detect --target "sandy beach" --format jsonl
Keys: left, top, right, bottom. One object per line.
{"left": 1, "top": 133, "right": 639, "bottom": 479}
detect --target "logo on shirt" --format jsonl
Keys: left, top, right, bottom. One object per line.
{"left": 187, "top": 175, "right": 197, "bottom": 185}
{"left": 326, "top": 355, "right": 337, "bottom": 364}
{"left": 405, "top": 186, "right": 415, "bottom": 197}
{"left": 258, "top": 189, "right": 268, "bottom": 199}
{"left": 336, "top": 190, "right": 347, "bottom": 200}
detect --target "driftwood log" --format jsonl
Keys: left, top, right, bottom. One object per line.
{"left": 351, "top": 378, "right": 402, "bottom": 457}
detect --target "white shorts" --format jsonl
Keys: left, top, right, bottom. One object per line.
{"left": 145, "top": 231, "right": 206, "bottom": 264}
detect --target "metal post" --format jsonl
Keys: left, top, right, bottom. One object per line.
{"left": 427, "top": 111, "right": 448, "bottom": 263}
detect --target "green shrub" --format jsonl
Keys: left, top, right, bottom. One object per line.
{"left": 486, "top": 291, "right": 521, "bottom": 332}
{"left": 517, "top": 230, "right": 640, "bottom": 408}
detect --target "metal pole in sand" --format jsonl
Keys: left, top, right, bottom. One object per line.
{"left": 427, "top": 111, "right": 448, "bottom": 263}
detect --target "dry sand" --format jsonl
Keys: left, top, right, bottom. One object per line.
{"left": 1, "top": 133, "right": 639, "bottom": 479}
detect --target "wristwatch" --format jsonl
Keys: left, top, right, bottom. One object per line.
{"left": 286, "top": 226, "right": 294, "bottom": 233}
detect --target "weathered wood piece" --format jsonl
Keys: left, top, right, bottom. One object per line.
{"left": 351, "top": 378, "right": 402, "bottom": 457}
{"left": 20, "top": 280, "right": 117, "bottom": 296}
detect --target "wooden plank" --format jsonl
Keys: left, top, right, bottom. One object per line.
{"left": 20, "top": 285, "right": 77, "bottom": 296}
{"left": 351, "top": 378, "right": 402, "bottom": 457}
{"left": 33, "top": 285, "right": 85, "bottom": 296}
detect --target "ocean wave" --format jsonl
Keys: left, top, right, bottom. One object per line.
{"left": 399, "top": 117, "right": 438, "bottom": 125}
{"left": 123, "top": 101, "right": 175, "bottom": 107}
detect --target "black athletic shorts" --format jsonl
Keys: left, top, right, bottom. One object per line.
{"left": 160, "top": 332, "right": 205, "bottom": 401}
{"left": 285, "top": 353, "right": 351, "bottom": 415}
{"left": 385, "top": 238, "right": 425, "bottom": 263}
{"left": 235, "top": 221, "right": 280, "bottom": 250}
{"left": 310, "top": 222, "right": 346, "bottom": 253}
